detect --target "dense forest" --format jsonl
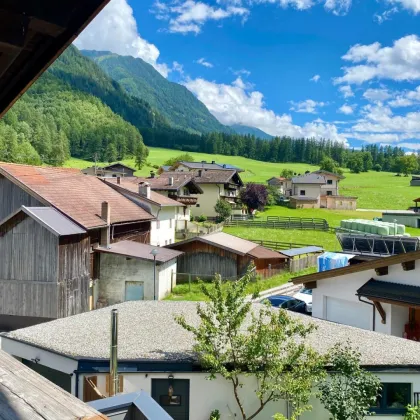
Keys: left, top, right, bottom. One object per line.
{"left": 0, "top": 44, "right": 418, "bottom": 174}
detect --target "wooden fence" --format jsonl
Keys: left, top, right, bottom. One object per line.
{"left": 225, "top": 216, "right": 329, "bottom": 231}
{"left": 289, "top": 255, "right": 319, "bottom": 272}
{"left": 247, "top": 239, "right": 322, "bottom": 251}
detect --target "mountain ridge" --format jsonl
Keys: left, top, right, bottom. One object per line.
{"left": 81, "top": 50, "right": 231, "bottom": 135}
{"left": 230, "top": 124, "right": 273, "bottom": 140}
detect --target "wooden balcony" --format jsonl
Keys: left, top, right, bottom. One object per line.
{"left": 168, "top": 194, "right": 198, "bottom": 205}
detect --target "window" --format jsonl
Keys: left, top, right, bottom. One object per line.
{"left": 372, "top": 383, "right": 411, "bottom": 415}
{"left": 300, "top": 190, "right": 306, "bottom": 196}
{"left": 156, "top": 220, "right": 160, "bottom": 229}
{"left": 327, "top": 191, "right": 333, "bottom": 196}
{"left": 327, "top": 179, "right": 333, "bottom": 185}
{"left": 196, "top": 204, "right": 200, "bottom": 208}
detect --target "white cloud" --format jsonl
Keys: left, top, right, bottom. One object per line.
{"left": 184, "top": 77, "right": 347, "bottom": 143}
{"left": 172, "top": 61, "right": 184, "bottom": 75}
{"left": 153, "top": 0, "right": 249, "bottom": 34}
{"left": 339, "top": 85, "right": 354, "bottom": 98}
{"left": 290, "top": 99, "right": 327, "bottom": 114}
{"left": 196, "top": 58, "right": 214, "bottom": 68}
{"left": 374, "top": 6, "right": 398, "bottom": 23}
{"left": 324, "top": 0, "right": 352, "bottom": 15}
{"left": 387, "top": 0, "right": 420, "bottom": 13}
{"left": 75, "top": 0, "right": 169, "bottom": 77}
{"left": 363, "top": 88, "right": 392, "bottom": 102}
{"left": 335, "top": 35, "right": 420, "bottom": 84}
{"left": 388, "top": 86, "right": 420, "bottom": 107}
{"left": 231, "top": 68, "right": 251, "bottom": 76}
{"left": 310, "top": 74, "right": 321, "bottom": 82}
{"left": 338, "top": 104, "right": 355, "bottom": 114}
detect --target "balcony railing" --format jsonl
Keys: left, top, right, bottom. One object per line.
{"left": 168, "top": 194, "right": 198, "bottom": 205}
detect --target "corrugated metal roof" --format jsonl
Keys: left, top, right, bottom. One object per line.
{"left": 22, "top": 207, "right": 86, "bottom": 236}
{"left": 280, "top": 246, "right": 324, "bottom": 257}
{"left": 95, "top": 240, "right": 182, "bottom": 264}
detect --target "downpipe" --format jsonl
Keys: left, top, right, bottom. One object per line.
{"left": 358, "top": 295, "right": 375, "bottom": 331}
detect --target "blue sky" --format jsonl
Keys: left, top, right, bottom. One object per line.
{"left": 75, "top": 0, "right": 420, "bottom": 150}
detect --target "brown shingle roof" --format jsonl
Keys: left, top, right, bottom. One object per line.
{"left": 0, "top": 163, "right": 154, "bottom": 229}
{"left": 191, "top": 169, "right": 238, "bottom": 184}
{"left": 139, "top": 173, "right": 202, "bottom": 193}
{"left": 247, "top": 245, "right": 287, "bottom": 259}
{"left": 103, "top": 178, "right": 184, "bottom": 207}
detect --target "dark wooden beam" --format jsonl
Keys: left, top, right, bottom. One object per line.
{"left": 374, "top": 266, "right": 389, "bottom": 276}
{"left": 305, "top": 281, "right": 317, "bottom": 289}
{"left": 373, "top": 301, "right": 386, "bottom": 324}
{"left": 402, "top": 261, "right": 416, "bottom": 271}
{"left": 0, "top": 10, "right": 29, "bottom": 50}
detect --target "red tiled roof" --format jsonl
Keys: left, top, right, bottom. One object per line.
{"left": 103, "top": 178, "right": 184, "bottom": 207}
{"left": 0, "top": 163, "right": 154, "bottom": 229}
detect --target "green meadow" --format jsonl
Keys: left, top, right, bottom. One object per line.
{"left": 65, "top": 146, "right": 419, "bottom": 210}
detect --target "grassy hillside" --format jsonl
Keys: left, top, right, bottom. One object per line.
{"left": 65, "top": 147, "right": 418, "bottom": 210}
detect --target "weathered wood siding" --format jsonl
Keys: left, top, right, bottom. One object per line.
{"left": 172, "top": 241, "right": 247, "bottom": 278}
{"left": 0, "top": 216, "right": 58, "bottom": 282}
{"left": 0, "top": 215, "right": 59, "bottom": 318}
{"left": 0, "top": 175, "right": 44, "bottom": 220}
{"left": 58, "top": 235, "right": 90, "bottom": 317}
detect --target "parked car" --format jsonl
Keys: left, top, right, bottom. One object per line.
{"left": 263, "top": 295, "right": 307, "bottom": 313}
{"left": 294, "top": 287, "right": 312, "bottom": 313}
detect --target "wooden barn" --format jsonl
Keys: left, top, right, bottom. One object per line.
{"left": 166, "top": 232, "right": 288, "bottom": 279}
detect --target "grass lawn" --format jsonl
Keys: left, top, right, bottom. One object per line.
{"left": 64, "top": 147, "right": 418, "bottom": 210}
{"left": 225, "top": 206, "right": 420, "bottom": 250}
{"left": 165, "top": 267, "right": 316, "bottom": 301}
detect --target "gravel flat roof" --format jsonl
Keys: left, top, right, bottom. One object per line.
{"left": 5, "top": 301, "right": 420, "bottom": 366}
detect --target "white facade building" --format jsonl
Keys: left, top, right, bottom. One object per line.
{"left": 292, "top": 251, "right": 420, "bottom": 338}
{"left": 3, "top": 301, "right": 420, "bottom": 420}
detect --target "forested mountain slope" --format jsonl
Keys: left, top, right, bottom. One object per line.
{"left": 82, "top": 50, "right": 230, "bottom": 134}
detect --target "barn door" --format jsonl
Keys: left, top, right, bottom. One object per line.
{"left": 125, "top": 281, "right": 144, "bottom": 301}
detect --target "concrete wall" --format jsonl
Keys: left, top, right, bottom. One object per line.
{"left": 320, "top": 176, "right": 339, "bottom": 195}
{"left": 383, "top": 213, "right": 420, "bottom": 228}
{"left": 312, "top": 262, "right": 419, "bottom": 336}
{"left": 98, "top": 253, "right": 177, "bottom": 303}
{"left": 321, "top": 196, "right": 357, "bottom": 210}
{"left": 292, "top": 184, "right": 321, "bottom": 200}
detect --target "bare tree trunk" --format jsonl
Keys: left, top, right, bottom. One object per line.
{"left": 231, "top": 377, "right": 247, "bottom": 420}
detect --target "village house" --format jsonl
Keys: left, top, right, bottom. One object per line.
{"left": 167, "top": 232, "right": 288, "bottom": 279}
{"left": 292, "top": 250, "right": 420, "bottom": 337}
{"left": 411, "top": 175, "right": 420, "bottom": 187}
{"left": 82, "top": 163, "right": 136, "bottom": 178}
{"left": 266, "top": 176, "right": 288, "bottom": 194}
{"left": 3, "top": 300, "right": 420, "bottom": 419}
{"left": 103, "top": 177, "right": 187, "bottom": 246}
{"left": 383, "top": 200, "right": 420, "bottom": 229}
{"left": 282, "top": 171, "right": 357, "bottom": 210}
{"left": 0, "top": 163, "right": 162, "bottom": 329}
{"left": 161, "top": 170, "right": 244, "bottom": 218}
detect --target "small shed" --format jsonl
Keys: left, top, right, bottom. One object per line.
{"left": 411, "top": 176, "right": 420, "bottom": 187}
{"left": 281, "top": 246, "right": 324, "bottom": 272}
{"left": 95, "top": 241, "right": 183, "bottom": 304}
{"left": 166, "top": 232, "right": 288, "bottom": 279}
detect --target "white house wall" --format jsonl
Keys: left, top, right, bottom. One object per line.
{"left": 191, "top": 184, "right": 222, "bottom": 218}
{"left": 292, "top": 183, "right": 321, "bottom": 200}
{"left": 76, "top": 370, "right": 420, "bottom": 420}
{"left": 150, "top": 207, "right": 176, "bottom": 246}
{"left": 312, "top": 262, "right": 419, "bottom": 336}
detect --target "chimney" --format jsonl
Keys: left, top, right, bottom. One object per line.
{"left": 198, "top": 170, "right": 202, "bottom": 177}
{"left": 150, "top": 171, "right": 155, "bottom": 179}
{"left": 101, "top": 202, "right": 111, "bottom": 248}
{"left": 109, "top": 308, "right": 119, "bottom": 397}
{"left": 169, "top": 177, "right": 174, "bottom": 186}
{"left": 117, "top": 176, "right": 121, "bottom": 185}
{"left": 211, "top": 160, "right": 215, "bottom": 164}
{"left": 139, "top": 182, "right": 151, "bottom": 199}
{"left": 201, "top": 160, "right": 206, "bottom": 164}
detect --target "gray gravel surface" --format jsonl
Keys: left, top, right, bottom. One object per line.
{"left": 4, "top": 301, "right": 420, "bottom": 366}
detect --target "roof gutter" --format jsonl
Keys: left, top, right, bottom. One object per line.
{"left": 357, "top": 295, "right": 376, "bottom": 331}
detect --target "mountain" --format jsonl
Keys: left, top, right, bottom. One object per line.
{"left": 230, "top": 124, "right": 273, "bottom": 140}
{"left": 81, "top": 50, "right": 230, "bottom": 135}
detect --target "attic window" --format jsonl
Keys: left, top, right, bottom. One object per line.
{"left": 327, "top": 180, "right": 333, "bottom": 185}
